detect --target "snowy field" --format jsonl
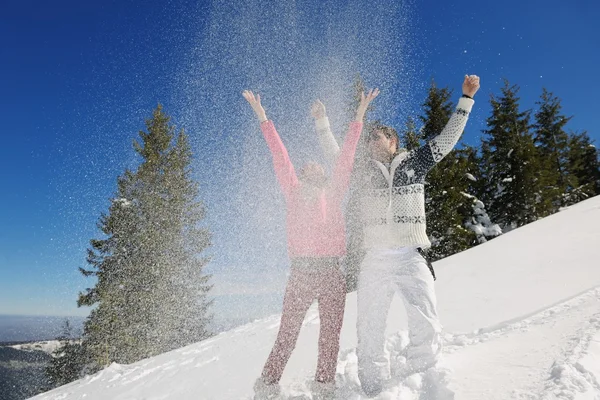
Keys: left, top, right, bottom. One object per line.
{"left": 10, "top": 341, "right": 62, "bottom": 354}
{"left": 31, "top": 195, "right": 600, "bottom": 399}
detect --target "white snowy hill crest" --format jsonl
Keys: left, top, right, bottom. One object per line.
{"left": 31, "top": 196, "right": 600, "bottom": 400}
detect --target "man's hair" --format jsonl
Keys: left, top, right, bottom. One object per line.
{"left": 367, "top": 122, "right": 399, "bottom": 151}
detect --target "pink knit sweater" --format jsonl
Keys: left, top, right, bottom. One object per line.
{"left": 260, "top": 120, "right": 363, "bottom": 258}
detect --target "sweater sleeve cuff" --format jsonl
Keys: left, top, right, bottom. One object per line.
{"left": 260, "top": 120, "right": 275, "bottom": 138}
{"left": 315, "top": 117, "right": 330, "bottom": 131}
{"left": 457, "top": 97, "right": 475, "bottom": 113}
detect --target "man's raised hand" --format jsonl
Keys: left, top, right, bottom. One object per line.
{"left": 462, "top": 75, "right": 480, "bottom": 98}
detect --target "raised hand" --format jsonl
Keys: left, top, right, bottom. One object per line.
{"left": 462, "top": 75, "right": 480, "bottom": 98}
{"left": 355, "top": 88, "right": 380, "bottom": 122}
{"left": 242, "top": 90, "right": 267, "bottom": 122}
{"left": 311, "top": 100, "right": 326, "bottom": 120}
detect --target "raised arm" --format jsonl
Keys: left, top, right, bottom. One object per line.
{"left": 311, "top": 100, "right": 340, "bottom": 165}
{"left": 242, "top": 90, "right": 268, "bottom": 122}
{"left": 242, "top": 90, "right": 298, "bottom": 199}
{"left": 428, "top": 75, "right": 480, "bottom": 161}
{"left": 410, "top": 75, "right": 481, "bottom": 171}
{"left": 331, "top": 88, "right": 380, "bottom": 200}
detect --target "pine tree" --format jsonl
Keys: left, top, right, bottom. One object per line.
{"left": 45, "top": 320, "right": 86, "bottom": 388}
{"left": 480, "top": 80, "right": 545, "bottom": 230}
{"left": 533, "top": 88, "right": 572, "bottom": 210}
{"left": 77, "top": 105, "right": 213, "bottom": 370}
{"left": 420, "top": 81, "right": 454, "bottom": 143}
{"left": 420, "top": 82, "right": 477, "bottom": 260}
{"left": 401, "top": 117, "right": 421, "bottom": 151}
{"left": 460, "top": 146, "right": 503, "bottom": 243}
{"left": 566, "top": 131, "right": 600, "bottom": 200}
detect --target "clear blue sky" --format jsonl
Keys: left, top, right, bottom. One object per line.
{"left": 1, "top": 0, "right": 598, "bottom": 320}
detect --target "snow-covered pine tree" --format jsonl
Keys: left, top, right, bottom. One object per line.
{"left": 458, "top": 145, "right": 503, "bottom": 243}
{"left": 462, "top": 194, "right": 503, "bottom": 243}
{"left": 77, "top": 105, "right": 213, "bottom": 370}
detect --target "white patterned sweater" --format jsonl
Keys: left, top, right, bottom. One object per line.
{"left": 315, "top": 97, "right": 475, "bottom": 250}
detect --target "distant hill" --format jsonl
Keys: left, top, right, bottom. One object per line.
{"left": 0, "top": 345, "right": 52, "bottom": 400}
{"left": 0, "top": 316, "right": 84, "bottom": 343}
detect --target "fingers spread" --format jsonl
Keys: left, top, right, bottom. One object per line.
{"left": 242, "top": 90, "right": 260, "bottom": 104}
{"left": 366, "top": 88, "right": 380, "bottom": 101}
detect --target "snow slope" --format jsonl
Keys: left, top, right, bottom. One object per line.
{"left": 31, "top": 196, "right": 600, "bottom": 400}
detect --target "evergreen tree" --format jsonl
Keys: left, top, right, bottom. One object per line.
{"left": 566, "top": 131, "right": 600, "bottom": 200}
{"left": 77, "top": 105, "right": 213, "bottom": 370}
{"left": 45, "top": 320, "right": 87, "bottom": 388}
{"left": 420, "top": 82, "right": 477, "bottom": 260}
{"left": 533, "top": 88, "right": 572, "bottom": 210}
{"left": 480, "top": 80, "right": 545, "bottom": 230}
{"left": 462, "top": 195, "right": 503, "bottom": 243}
{"left": 459, "top": 145, "right": 503, "bottom": 243}
{"left": 401, "top": 117, "right": 421, "bottom": 151}
{"left": 420, "top": 81, "right": 454, "bottom": 143}
{"left": 461, "top": 144, "right": 485, "bottom": 200}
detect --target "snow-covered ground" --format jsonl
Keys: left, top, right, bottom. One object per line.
{"left": 31, "top": 196, "right": 600, "bottom": 400}
{"left": 10, "top": 340, "right": 62, "bottom": 355}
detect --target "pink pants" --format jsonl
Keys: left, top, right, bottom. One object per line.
{"left": 261, "top": 258, "right": 346, "bottom": 384}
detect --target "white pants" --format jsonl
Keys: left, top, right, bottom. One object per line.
{"left": 356, "top": 247, "right": 442, "bottom": 393}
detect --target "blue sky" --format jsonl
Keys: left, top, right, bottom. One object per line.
{"left": 1, "top": 0, "right": 598, "bottom": 322}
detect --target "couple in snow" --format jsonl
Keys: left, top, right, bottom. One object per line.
{"left": 242, "top": 74, "right": 481, "bottom": 399}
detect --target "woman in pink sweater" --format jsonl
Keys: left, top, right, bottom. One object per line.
{"left": 242, "top": 89, "right": 379, "bottom": 399}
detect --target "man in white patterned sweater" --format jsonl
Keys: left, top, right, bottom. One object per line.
{"left": 313, "top": 75, "right": 480, "bottom": 397}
